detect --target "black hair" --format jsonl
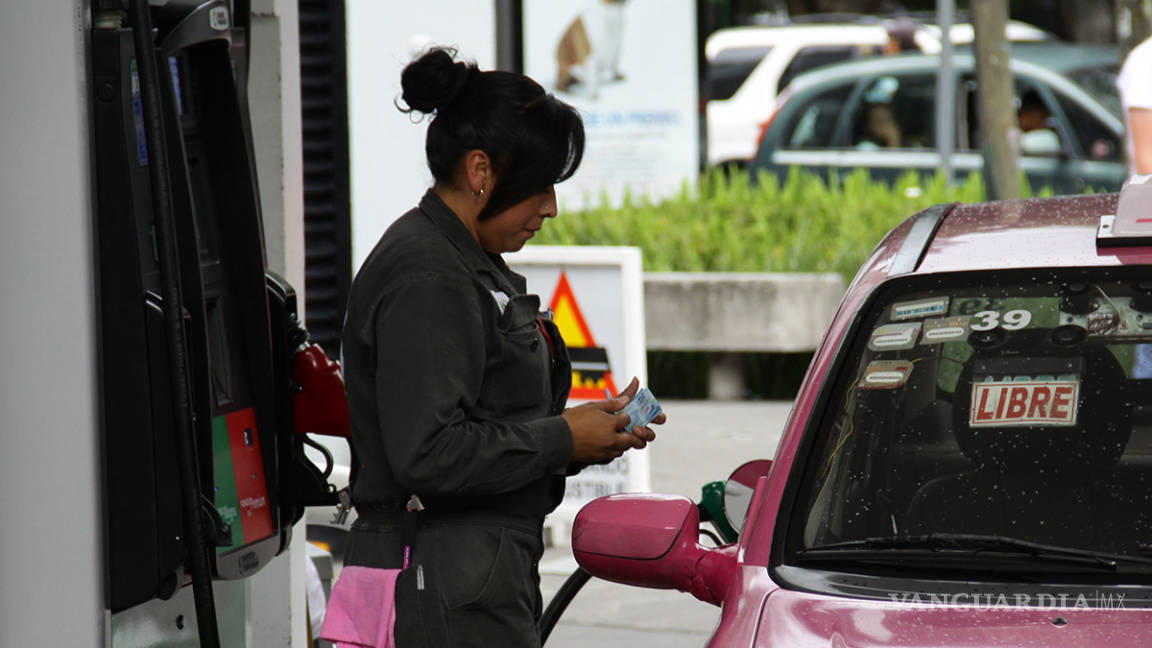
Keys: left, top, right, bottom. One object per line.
{"left": 399, "top": 47, "right": 585, "bottom": 219}
{"left": 884, "top": 18, "right": 920, "bottom": 52}
{"left": 1019, "top": 89, "right": 1047, "bottom": 113}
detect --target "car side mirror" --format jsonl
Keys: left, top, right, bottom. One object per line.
{"left": 572, "top": 494, "right": 737, "bottom": 606}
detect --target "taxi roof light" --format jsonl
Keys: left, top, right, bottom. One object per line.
{"left": 1098, "top": 174, "right": 1152, "bottom": 247}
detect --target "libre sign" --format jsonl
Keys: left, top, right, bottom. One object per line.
{"left": 969, "top": 380, "right": 1080, "bottom": 427}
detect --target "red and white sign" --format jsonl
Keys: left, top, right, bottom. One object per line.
{"left": 969, "top": 380, "right": 1080, "bottom": 427}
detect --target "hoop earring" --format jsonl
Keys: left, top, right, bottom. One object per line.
{"left": 473, "top": 187, "right": 486, "bottom": 201}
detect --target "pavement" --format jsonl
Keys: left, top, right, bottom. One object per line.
{"left": 538, "top": 399, "right": 792, "bottom": 648}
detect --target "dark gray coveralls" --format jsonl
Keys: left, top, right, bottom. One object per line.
{"left": 341, "top": 190, "right": 573, "bottom": 647}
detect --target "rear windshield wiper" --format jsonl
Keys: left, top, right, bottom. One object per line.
{"left": 796, "top": 533, "right": 1152, "bottom": 572}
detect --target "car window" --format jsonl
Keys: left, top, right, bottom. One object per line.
{"left": 1066, "top": 65, "right": 1120, "bottom": 117}
{"left": 849, "top": 75, "right": 936, "bottom": 150}
{"left": 790, "top": 271, "right": 1152, "bottom": 568}
{"left": 708, "top": 46, "right": 773, "bottom": 101}
{"left": 777, "top": 46, "right": 860, "bottom": 94}
{"left": 961, "top": 77, "right": 1073, "bottom": 157}
{"left": 1053, "top": 92, "right": 1122, "bottom": 162}
{"left": 1014, "top": 83, "right": 1065, "bottom": 157}
{"left": 782, "top": 83, "right": 854, "bottom": 149}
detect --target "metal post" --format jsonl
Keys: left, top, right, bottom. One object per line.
{"left": 936, "top": 0, "right": 955, "bottom": 187}
{"left": 495, "top": 0, "right": 522, "bottom": 72}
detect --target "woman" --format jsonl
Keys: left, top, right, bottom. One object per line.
{"left": 339, "top": 48, "right": 661, "bottom": 647}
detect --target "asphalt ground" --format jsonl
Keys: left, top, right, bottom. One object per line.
{"left": 538, "top": 400, "right": 792, "bottom": 648}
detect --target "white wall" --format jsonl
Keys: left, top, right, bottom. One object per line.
{"left": 0, "top": 1, "right": 104, "bottom": 645}
{"left": 248, "top": 0, "right": 309, "bottom": 645}
{"left": 346, "top": 0, "right": 497, "bottom": 272}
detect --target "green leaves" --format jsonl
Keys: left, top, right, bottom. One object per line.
{"left": 536, "top": 168, "right": 994, "bottom": 280}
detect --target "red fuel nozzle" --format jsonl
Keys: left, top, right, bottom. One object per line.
{"left": 292, "top": 343, "right": 351, "bottom": 438}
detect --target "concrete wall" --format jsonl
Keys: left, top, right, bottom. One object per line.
{"left": 644, "top": 272, "right": 846, "bottom": 400}
{"left": 644, "top": 273, "right": 845, "bottom": 352}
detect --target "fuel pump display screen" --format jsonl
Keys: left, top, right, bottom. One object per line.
{"left": 212, "top": 408, "right": 274, "bottom": 551}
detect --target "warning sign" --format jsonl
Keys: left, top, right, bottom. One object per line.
{"left": 549, "top": 272, "right": 619, "bottom": 399}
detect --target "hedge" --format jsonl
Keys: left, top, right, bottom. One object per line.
{"left": 533, "top": 167, "right": 1055, "bottom": 281}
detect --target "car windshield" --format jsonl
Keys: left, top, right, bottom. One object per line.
{"left": 790, "top": 270, "right": 1152, "bottom": 571}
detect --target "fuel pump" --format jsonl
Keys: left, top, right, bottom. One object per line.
{"left": 91, "top": 0, "right": 345, "bottom": 644}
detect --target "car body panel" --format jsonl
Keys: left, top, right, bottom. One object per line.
{"left": 755, "top": 587, "right": 1152, "bottom": 647}
{"left": 918, "top": 194, "right": 1152, "bottom": 274}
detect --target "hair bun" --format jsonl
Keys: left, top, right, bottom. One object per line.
{"left": 400, "top": 47, "right": 478, "bottom": 114}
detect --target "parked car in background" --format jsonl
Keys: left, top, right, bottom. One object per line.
{"left": 747, "top": 44, "right": 1125, "bottom": 194}
{"left": 571, "top": 180, "right": 1152, "bottom": 646}
{"left": 705, "top": 18, "right": 1054, "bottom": 167}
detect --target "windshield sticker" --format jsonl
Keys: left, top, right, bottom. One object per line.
{"left": 891, "top": 297, "right": 949, "bottom": 321}
{"left": 969, "top": 378, "right": 1080, "bottom": 427}
{"left": 869, "top": 322, "right": 922, "bottom": 351}
{"left": 969, "top": 309, "right": 1033, "bottom": 331}
{"left": 859, "top": 360, "right": 914, "bottom": 389}
{"left": 920, "top": 316, "right": 971, "bottom": 344}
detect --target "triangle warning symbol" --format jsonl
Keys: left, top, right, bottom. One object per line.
{"left": 548, "top": 271, "right": 619, "bottom": 400}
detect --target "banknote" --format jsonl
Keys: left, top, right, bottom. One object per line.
{"left": 621, "top": 387, "right": 662, "bottom": 429}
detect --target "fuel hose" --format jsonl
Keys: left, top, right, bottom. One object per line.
{"left": 538, "top": 567, "right": 592, "bottom": 644}
{"left": 127, "top": 1, "right": 221, "bottom": 645}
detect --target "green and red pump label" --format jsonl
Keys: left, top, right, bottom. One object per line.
{"left": 212, "top": 407, "right": 273, "bottom": 553}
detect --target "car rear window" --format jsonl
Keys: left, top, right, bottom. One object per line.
{"left": 777, "top": 45, "right": 861, "bottom": 94}
{"left": 707, "top": 46, "right": 772, "bottom": 100}
{"left": 788, "top": 270, "right": 1152, "bottom": 569}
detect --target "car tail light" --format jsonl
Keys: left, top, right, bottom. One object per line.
{"left": 754, "top": 88, "right": 792, "bottom": 152}
{"left": 755, "top": 110, "right": 780, "bottom": 152}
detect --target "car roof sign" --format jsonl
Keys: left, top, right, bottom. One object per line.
{"left": 1098, "top": 174, "right": 1152, "bottom": 247}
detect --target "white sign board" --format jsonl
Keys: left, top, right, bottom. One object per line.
{"left": 505, "top": 246, "right": 650, "bottom": 543}
{"left": 522, "top": 0, "right": 699, "bottom": 210}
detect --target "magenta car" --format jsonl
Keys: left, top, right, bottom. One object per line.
{"left": 572, "top": 183, "right": 1152, "bottom": 646}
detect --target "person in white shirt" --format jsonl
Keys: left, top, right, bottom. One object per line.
{"left": 1116, "top": 35, "right": 1152, "bottom": 174}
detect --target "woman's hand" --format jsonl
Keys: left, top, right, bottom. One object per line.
{"left": 563, "top": 396, "right": 639, "bottom": 463}
{"left": 614, "top": 377, "right": 662, "bottom": 446}
{"left": 562, "top": 378, "right": 663, "bottom": 463}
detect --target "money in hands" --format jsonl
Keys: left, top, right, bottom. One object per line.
{"left": 621, "top": 387, "right": 662, "bottom": 429}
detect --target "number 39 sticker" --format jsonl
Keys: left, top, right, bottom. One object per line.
{"left": 970, "top": 309, "right": 1032, "bottom": 331}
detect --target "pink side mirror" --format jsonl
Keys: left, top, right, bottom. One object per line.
{"left": 571, "top": 493, "right": 737, "bottom": 606}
